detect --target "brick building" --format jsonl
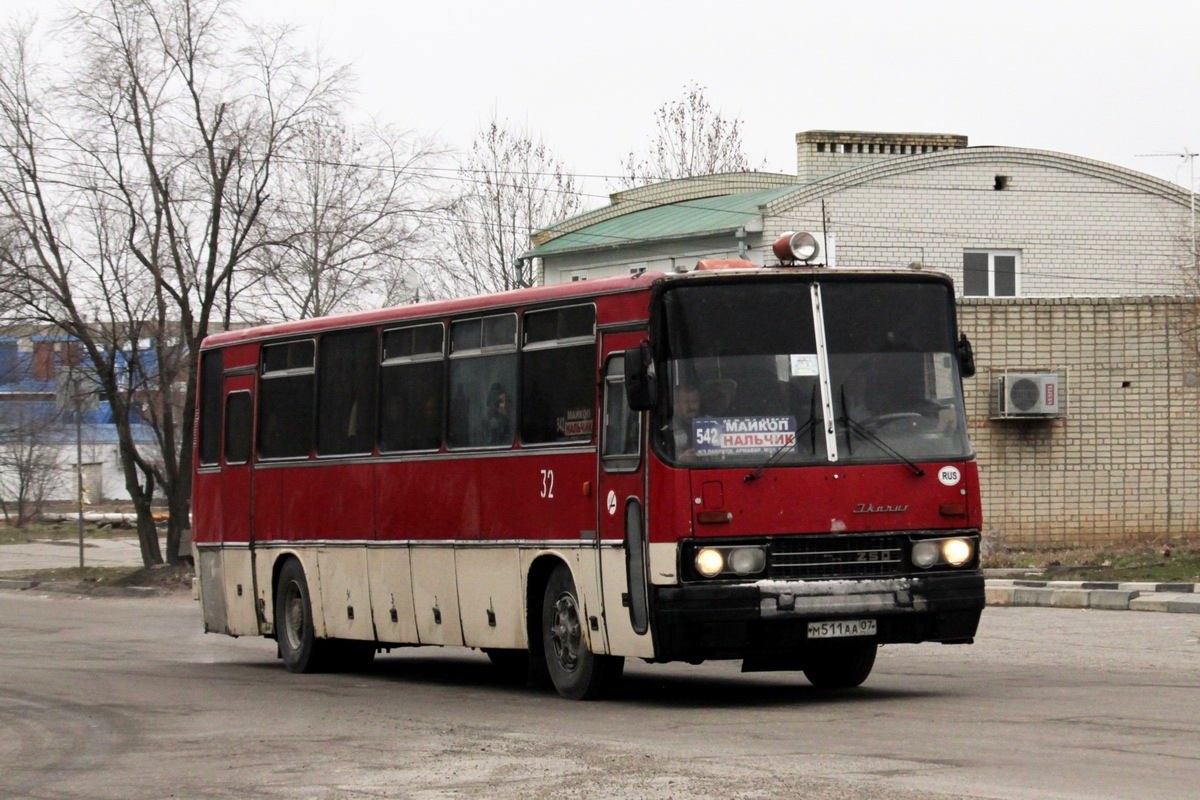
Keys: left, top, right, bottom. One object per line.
{"left": 526, "top": 131, "right": 1199, "bottom": 547}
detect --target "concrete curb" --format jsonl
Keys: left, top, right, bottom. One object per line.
{"left": 0, "top": 577, "right": 38, "bottom": 590}
{"left": 986, "top": 579, "right": 1200, "bottom": 614}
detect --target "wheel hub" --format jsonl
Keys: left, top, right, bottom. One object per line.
{"left": 283, "top": 581, "right": 305, "bottom": 651}
{"left": 549, "top": 593, "right": 582, "bottom": 671}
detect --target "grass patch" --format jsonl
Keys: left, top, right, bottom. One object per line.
{"left": 0, "top": 521, "right": 140, "bottom": 545}
{"left": 984, "top": 544, "right": 1200, "bottom": 583}
{"left": 0, "top": 565, "right": 137, "bottom": 582}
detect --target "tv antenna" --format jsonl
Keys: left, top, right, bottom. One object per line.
{"left": 1137, "top": 149, "right": 1196, "bottom": 270}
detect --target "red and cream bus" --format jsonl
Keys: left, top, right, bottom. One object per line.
{"left": 194, "top": 247, "right": 985, "bottom": 699}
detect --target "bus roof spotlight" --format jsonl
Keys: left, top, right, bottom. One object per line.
{"left": 772, "top": 231, "right": 821, "bottom": 264}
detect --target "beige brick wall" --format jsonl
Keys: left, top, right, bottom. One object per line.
{"left": 795, "top": 130, "right": 967, "bottom": 183}
{"left": 960, "top": 296, "right": 1200, "bottom": 549}
{"left": 769, "top": 154, "right": 1192, "bottom": 296}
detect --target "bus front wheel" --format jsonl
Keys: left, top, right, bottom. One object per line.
{"left": 541, "top": 564, "right": 623, "bottom": 700}
{"left": 802, "top": 641, "right": 878, "bottom": 688}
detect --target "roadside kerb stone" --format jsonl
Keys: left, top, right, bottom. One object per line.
{"left": 1166, "top": 596, "right": 1200, "bottom": 613}
{"left": 1119, "top": 582, "right": 1172, "bottom": 593}
{"left": 985, "top": 579, "right": 1200, "bottom": 613}
{"left": 0, "top": 577, "right": 36, "bottom": 590}
{"left": 985, "top": 585, "right": 1015, "bottom": 605}
{"left": 1129, "top": 593, "right": 1193, "bottom": 613}
{"left": 1011, "top": 587, "right": 1055, "bottom": 607}
{"left": 1048, "top": 589, "right": 1091, "bottom": 608}
{"left": 1087, "top": 590, "right": 1141, "bottom": 610}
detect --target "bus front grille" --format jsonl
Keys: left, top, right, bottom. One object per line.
{"left": 768, "top": 534, "right": 905, "bottom": 580}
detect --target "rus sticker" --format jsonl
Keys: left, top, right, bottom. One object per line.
{"left": 938, "top": 466, "right": 962, "bottom": 486}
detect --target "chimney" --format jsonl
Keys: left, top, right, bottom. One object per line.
{"left": 796, "top": 130, "right": 968, "bottom": 182}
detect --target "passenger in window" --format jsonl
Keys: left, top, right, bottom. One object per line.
{"left": 417, "top": 394, "right": 441, "bottom": 449}
{"left": 663, "top": 384, "right": 701, "bottom": 460}
{"left": 701, "top": 378, "right": 736, "bottom": 417}
{"left": 485, "top": 382, "right": 512, "bottom": 445}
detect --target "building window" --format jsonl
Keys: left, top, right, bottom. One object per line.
{"left": 963, "top": 250, "right": 1020, "bottom": 297}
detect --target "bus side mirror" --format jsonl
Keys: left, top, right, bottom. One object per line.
{"left": 624, "top": 344, "right": 657, "bottom": 410}
{"left": 957, "top": 333, "right": 976, "bottom": 379}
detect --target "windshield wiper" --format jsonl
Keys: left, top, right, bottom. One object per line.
{"left": 839, "top": 385, "right": 925, "bottom": 477}
{"left": 745, "top": 385, "right": 819, "bottom": 483}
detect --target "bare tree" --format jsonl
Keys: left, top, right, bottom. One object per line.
{"left": 0, "top": 1, "right": 346, "bottom": 565}
{"left": 436, "top": 118, "right": 582, "bottom": 296}
{"left": 250, "top": 116, "right": 449, "bottom": 319}
{"left": 617, "top": 83, "right": 763, "bottom": 189}
{"left": 0, "top": 402, "right": 64, "bottom": 527}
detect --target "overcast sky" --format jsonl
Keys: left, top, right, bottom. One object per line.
{"left": 3, "top": 0, "right": 1199, "bottom": 207}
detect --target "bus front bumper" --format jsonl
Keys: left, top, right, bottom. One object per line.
{"left": 650, "top": 572, "right": 984, "bottom": 662}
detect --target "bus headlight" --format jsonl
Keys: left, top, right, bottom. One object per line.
{"left": 728, "top": 547, "right": 766, "bottom": 576}
{"left": 911, "top": 537, "right": 975, "bottom": 569}
{"left": 942, "top": 538, "right": 974, "bottom": 567}
{"left": 911, "top": 540, "right": 940, "bottom": 568}
{"left": 695, "top": 548, "right": 725, "bottom": 578}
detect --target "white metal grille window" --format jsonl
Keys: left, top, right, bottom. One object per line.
{"left": 962, "top": 250, "right": 1020, "bottom": 297}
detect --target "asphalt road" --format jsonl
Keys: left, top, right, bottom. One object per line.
{"left": 0, "top": 591, "right": 1197, "bottom": 800}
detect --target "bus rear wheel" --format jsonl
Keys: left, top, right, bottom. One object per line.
{"left": 541, "top": 564, "right": 623, "bottom": 700}
{"left": 802, "top": 640, "right": 878, "bottom": 688}
{"left": 275, "top": 558, "right": 331, "bottom": 673}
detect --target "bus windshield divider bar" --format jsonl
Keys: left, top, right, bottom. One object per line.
{"left": 810, "top": 283, "right": 839, "bottom": 462}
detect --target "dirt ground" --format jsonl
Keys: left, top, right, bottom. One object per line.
{"left": 1, "top": 563, "right": 194, "bottom": 597}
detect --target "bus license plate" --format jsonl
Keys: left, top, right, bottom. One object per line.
{"left": 807, "top": 619, "right": 877, "bottom": 639}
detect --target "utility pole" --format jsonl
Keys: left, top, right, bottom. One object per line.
{"left": 59, "top": 355, "right": 95, "bottom": 569}
{"left": 75, "top": 393, "right": 83, "bottom": 568}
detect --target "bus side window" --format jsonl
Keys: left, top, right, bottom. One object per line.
{"left": 521, "top": 305, "right": 596, "bottom": 446}
{"left": 447, "top": 315, "right": 517, "bottom": 449}
{"left": 380, "top": 323, "right": 444, "bottom": 452}
{"left": 198, "top": 349, "right": 223, "bottom": 466}
{"left": 224, "top": 391, "right": 252, "bottom": 465}
{"left": 602, "top": 356, "right": 640, "bottom": 472}
{"left": 258, "top": 340, "right": 315, "bottom": 459}
{"left": 316, "top": 328, "right": 377, "bottom": 456}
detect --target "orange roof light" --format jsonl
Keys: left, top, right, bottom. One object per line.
{"left": 694, "top": 259, "right": 758, "bottom": 271}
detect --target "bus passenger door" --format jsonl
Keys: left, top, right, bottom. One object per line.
{"left": 597, "top": 345, "right": 655, "bottom": 659}
{"left": 218, "top": 373, "right": 259, "bottom": 635}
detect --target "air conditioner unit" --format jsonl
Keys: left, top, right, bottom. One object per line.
{"left": 991, "top": 372, "right": 1061, "bottom": 419}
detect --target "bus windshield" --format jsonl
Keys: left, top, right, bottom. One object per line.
{"left": 657, "top": 278, "right": 971, "bottom": 468}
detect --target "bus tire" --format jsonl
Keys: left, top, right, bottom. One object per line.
{"left": 802, "top": 641, "right": 877, "bottom": 689}
{"left": 541, "top": 563, "right": 623, "bottom": 700}
{"left": 275, "top": 558, "right": 330, "bottom": 673}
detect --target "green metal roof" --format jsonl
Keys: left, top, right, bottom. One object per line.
{"left": 525, "top": 186, "right": 798, "bottom": 257}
